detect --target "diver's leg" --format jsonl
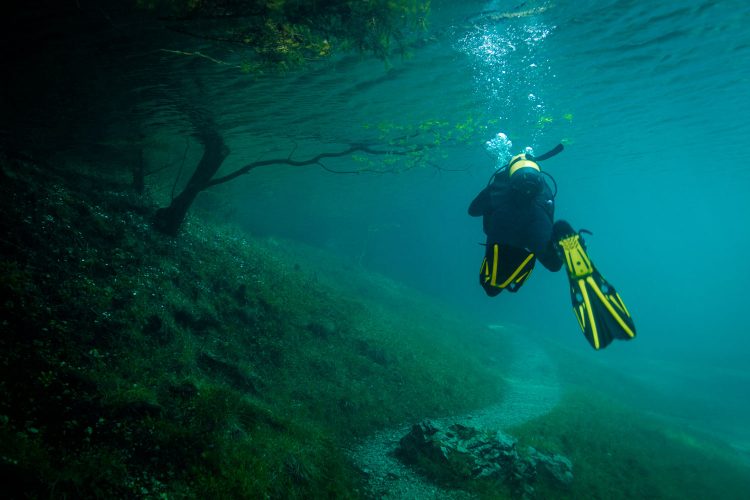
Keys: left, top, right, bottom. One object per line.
{"left": 536, "top": 239, "right": 563, "bottom": 272}
{"left": 525, "top": 217, "right": 563, "bottom": 272}
{"left": 552, "top": 219, "right": 576, "bottom": 242}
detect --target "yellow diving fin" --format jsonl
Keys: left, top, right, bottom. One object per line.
{"left": 479, "top": 243, "right": 536, "bottom": 296}
{"left": 555, "top": 222, "right": 636, "bottom": 350}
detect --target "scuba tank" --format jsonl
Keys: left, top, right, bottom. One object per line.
{"left": 508, "top": 152, "right": 544, "bottom": 197}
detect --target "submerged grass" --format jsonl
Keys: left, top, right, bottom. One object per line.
{"left": 511, "top": 390, "right": 750, "bottom": 500}
{"left": 500, "top": 334, "right": 750, "bottom": 500}
{"left": 2, "top": 152, "right": 748, "bottom": 498}
{"left": 0, "top": 153, "right": 510, "bottom": 498}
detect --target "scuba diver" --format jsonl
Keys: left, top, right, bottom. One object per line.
{"left": 469, "top": 139, "right": 636, "bottom": 350}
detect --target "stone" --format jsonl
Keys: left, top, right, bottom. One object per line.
{"left": 528, "top": 449, "right": 574, "bottom": 486}
{"left": 396, "top": 419, "right": 573, "bottom": 497}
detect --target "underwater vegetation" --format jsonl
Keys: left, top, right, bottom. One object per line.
{"left": 2, "top": 152, "right": 749, "bottom": 499}
{"left": 0, "top": 153, "right": 509, "bottom": 498}
{"left": 512, "top": 390, "right": 750, "bottom": 500}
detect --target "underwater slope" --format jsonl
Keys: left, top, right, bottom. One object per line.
{"left": 353, "top": 326, "right": 750, "bottom": 500}
{"left": 507, "top": 334, "right": 750, "bottom": 500}
{"left": 511, "top": 389, "right": 750, "bottom": 500}
{"left": 466, "top": 324, "right": 562, "bottom": 429}
{"left": 1, "top": 152, "right": 748, "bottom": 499}
{"left": 350, "top": 323, "right": 563, "bottom": 498}
{"left": 0, "top": 153, "right": 513, "bottom": 498}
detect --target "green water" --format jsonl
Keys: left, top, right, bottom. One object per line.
{"left": 3, "top": 0, "right": 750, "bottom": 497}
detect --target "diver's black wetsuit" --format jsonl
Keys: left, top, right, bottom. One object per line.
{"left": 469, "top": 171, "right": 562, "bottom": 272}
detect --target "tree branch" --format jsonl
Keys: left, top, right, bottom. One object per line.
{"left": 205, "top": 143, "right": 428, "bottom": 186}
{"left": 160, "top": 49, "right": 244, "bottom": 69}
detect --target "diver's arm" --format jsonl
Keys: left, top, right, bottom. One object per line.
{"left": 468, "top": 187, "right": 491, "bottom": 216}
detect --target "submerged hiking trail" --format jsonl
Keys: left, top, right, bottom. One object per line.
{"left": 349, "top": 325, "right": 562, "bottom": 499}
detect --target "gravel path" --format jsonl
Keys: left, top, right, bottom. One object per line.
{"left": 348, "top": 327, "right": 562, "bottom": 499}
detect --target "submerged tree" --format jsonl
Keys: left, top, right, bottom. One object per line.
{"left": 141, "top": 0, "right": 439, "bottom": 235}
{"left": 139, "top": 1, "right": 509, "bottom": 236}
{"left": 149, "top": 123, "right": 436, "bottom": 235}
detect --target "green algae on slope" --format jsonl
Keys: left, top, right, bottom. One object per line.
{"left": 511, "top": 391, "right": 750, "bottom": 500}
{"left": 0, "top": 153, "right": 511, "bottom": 498}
